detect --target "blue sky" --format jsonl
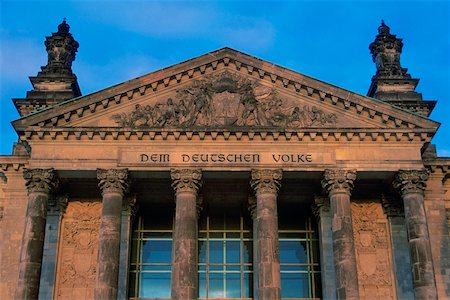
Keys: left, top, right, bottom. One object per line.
{"left": 1, "top": 0, "right": 449, "bottom": 156}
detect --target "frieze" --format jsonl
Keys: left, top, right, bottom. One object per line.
{"left": 112, "top": 71, "right": 337, "bottom": 129}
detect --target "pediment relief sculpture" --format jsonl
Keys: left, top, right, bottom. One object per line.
{"left": 112, "top": 71, "right": 337, "bottom": 129}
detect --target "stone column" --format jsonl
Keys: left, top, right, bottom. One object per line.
{"left": 250, "top": 169, "right": 282, "bottom": 300}
{"left": 381, "top": 194, "right": 414, "bottom": 299}
{"left": 321, "top": 169, "right": 359, "bottom": 300}
{"left": 38, "top": 194, "right": 68, "bottom": 300}
{"left": 170, "top": 169, "right": 202, "bottom": 300}
{"left": 312, "top": 195, "right": 337, "bottom": 300}
{"left": 15, "top": 168, "right": 58, "bottom": 300}
{"left": 393, "top": 169, "right": 437, "bottom": 299}
{"left": 95, "top": 168, "right": 129, "bottom": 300}
{"left": 118, "top": 196, "right": 137, "bottom": 300}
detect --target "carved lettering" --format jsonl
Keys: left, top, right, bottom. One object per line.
{"left": 272, "top": 153, "right": 313, "bottom": 163}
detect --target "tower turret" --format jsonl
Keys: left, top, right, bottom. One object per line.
{"left": 367, "top": 21, "right": 435, "bottom": 117}
{"left": 12, "top": 19, "right": 81, "bottom": 116}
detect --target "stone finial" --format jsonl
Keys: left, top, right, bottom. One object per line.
{"left": 23, "top": 168, "right": 58, "bottom": 194}
{"left": 321, "top": 169, "right": 357, "bottom": 196}
{"left": 250, "top": 169, "right": 282, "bottom": 196}
{"left": 42, "top": 19, "right": 79, "bottom": 75}
{"left": 381, "top": 194, "right": 404, "bottom": 218}
{"left": 170, "top": 169, "right": 202, "bottom": 194}
{"left": 48, "top": 193, "right": 69, "bottom": 214}
{"left": 393, "top": 169, "right": 429, "bottom": 196}
{"left": 97, "top": 169, "right": 129, "bottom": 196}
{"left": 369, "top": 20, "right": 407, "bottom": 78}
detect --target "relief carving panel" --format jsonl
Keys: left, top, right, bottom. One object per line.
{"left": 112, "top": 71, "right": 337, "bottom": 129}
{"left": 54, "top": 201, "right": 101, "bottom": 300}
{"left": 352, "top": 201, "right": 396, "bottom": 299}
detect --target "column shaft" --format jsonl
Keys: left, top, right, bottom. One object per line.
{"left": 394, "top": 170, "right": 437, "bottom": 299}
{"left": 15, "top": 168, "right": 57, "bottom": 300}
{"left": 95, "top": 168, "right": 129, "bottom": 300}
{"left": 171, "top": 169, "right": 202, "bottom": 300}
{"left": 251, "top": 169, "right": 282, "bottom": 300}
{"left": 322, "top": 169, "right": 359, "bottom": 300}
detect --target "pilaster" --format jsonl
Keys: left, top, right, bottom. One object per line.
{"left": 250, "top": 169, "right": 282, "bottom": 300}
{"left": 312, "top": 195, "right": 337, "bottom": 300}
{"left": 38, "top": 194, "right": 68, "bottom": 300}
{"left": 321, "top": 169, "right": 359, "bottom": 300}
{"left": 15, "top": 168, "right": 58, "bottom": 300}
{"left": 382, "top": 194, "right": 414, "bottom": 299}
{"left": 118, "top": 195, "right": 137, "bottom": 300}
{"left": 393, "top": 169, "right": 437, "bottom": 299}
{"left": 171, "top": 169, "right": 202, "bottom": 300}
{"left": 95, "top": 168, "right": 129, "bottom": 300}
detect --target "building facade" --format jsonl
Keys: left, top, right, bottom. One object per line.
{"left": 1, "top": 20, "right": 449, "bottom": 300}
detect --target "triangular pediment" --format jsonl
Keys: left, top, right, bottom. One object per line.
{"left": 13, "top": 48, "right": 439, "bottom": 138}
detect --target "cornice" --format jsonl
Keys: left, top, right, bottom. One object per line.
{"left": 13, "top": 48, "right": 439, "bottom": 134}
{"left": 19, "top": 127, "right": 434, "bottom": 143}
{"left": 0, "top": 156, "right": 29, "bottom": 172}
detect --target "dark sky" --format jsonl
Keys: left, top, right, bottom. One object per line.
{"left": 1, "top": 0, "right": 449, "bottom": 156}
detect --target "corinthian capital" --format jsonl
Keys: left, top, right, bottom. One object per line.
{"left": 97, "top": 168, "right": 129, "bottom": 196}
{"left": 393, "top": 169, "right": 428, "bottom": 196}
{"left": 171, "top": 169, "right": 202, "bottom": 194}
{"left": 321, "top": 169, "right": 357, "bottom": 196}
{"left": 23, "top": 168, "right": 58, "bottom": 194}
{"left": 250, "top": 169, "right": 282, "bottom": 196}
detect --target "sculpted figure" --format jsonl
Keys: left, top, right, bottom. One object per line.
{"left": 237, "top": 90, "right": 267, "bottom": 126}
{"left": 157, "top": 98, "right": 179, "bottom": 126}
{"left": 189, "top": 90, "right": 211, "bottom": 125}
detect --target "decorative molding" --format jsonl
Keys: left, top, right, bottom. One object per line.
{"left": 311, "top": 194, "right": 330, "bottom": 219}
{"left": 23, "top": 168, "right": 58, "bottom": 194}
{"left": 393, "top": 169, "right": 429, "bottom": 196}
{"left": 250, "top": 169, "right": 282, "bottom": 196}
{"left": 381, "top": 194, "right": 404, "bottom": 218}
{"left": 122, "top": 195, "right": 137, "bottom": 216}
{"left": 18, "top": 128, "right": 435, "bottom": 143}
{"left": 96, "top": 168, "right": 129, "bottom": 196}
{"left": 48, "top": 194, "right": 69, "bottom": 214}
{"left": 321, "top": 169, "right": 357, "bottom": 196}
{"left": 112, "top": 71, "right": 337, "bottom": 129}
{"left": 247, "top": 196, "right": 257, "bottom": 219}
{"left": 170, "top": 168, "right": 202, "bottom": 194}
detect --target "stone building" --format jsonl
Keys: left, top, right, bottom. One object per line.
{"left": 1, "top": 20, "right": 449, "bottom": 300}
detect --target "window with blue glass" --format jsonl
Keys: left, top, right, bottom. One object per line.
{"left": 279, "top": 207, "right": 321, "bottom": 299}
{"left": 129, "top": 206, "right": 173, "bottom": 299}
{"left": 198, "top": 207, "right": 253, "bottom": 299}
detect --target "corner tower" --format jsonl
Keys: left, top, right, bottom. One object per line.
{"left": 367, "top": 21, "right": 435, "bottom": 117}
{"left": 12, "top": 19, "right": 81, "bottom": 116}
